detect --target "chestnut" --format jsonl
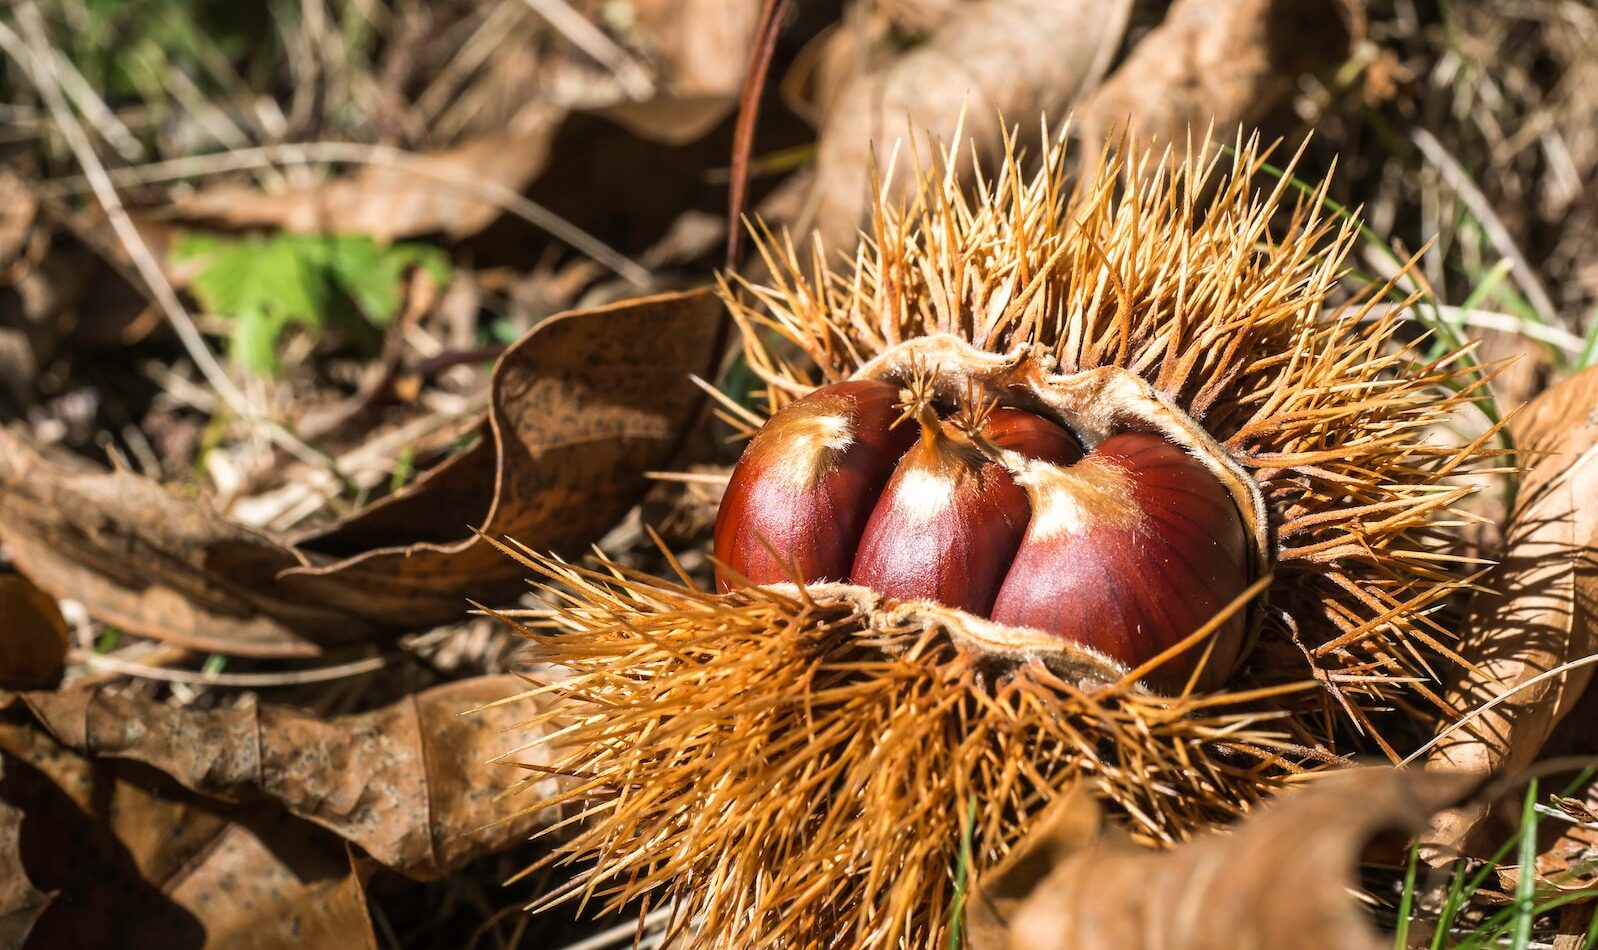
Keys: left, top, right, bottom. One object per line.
{"left": 713, "top": 379, "right": 915, "bottom": 590}
{"left": 989, "top": 432, "right": 1250, "bottom": 691}
{"left": 849, "top": 407, "right": 1082, "bottom": 614}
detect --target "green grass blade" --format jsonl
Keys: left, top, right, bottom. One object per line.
{"left": 1511, "top": 779, "right": 1540, "bottom": 950}
{"left": 1395, "top": 841, "right": 1419, "bottom": 949}
{"left": 948, "top": 796, "right": 978, "bottom": 950}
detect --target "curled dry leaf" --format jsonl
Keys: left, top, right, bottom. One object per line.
{"left": 16, "top": 674, "right": 554, "bottom": 880}
{"left": 1072, "top": 0, "right": 1355, "bottom": 150}
{"left": 0, "top": 289, "right": 721, "bottom": 653}
{"left": 0, "top": 706, "right": 375, "bottom": 949}
{"left": 0, "top": 573, "right": 69, "bottom": 690}
{"left": 1427, "top": 366, "right": 1598, "bottom": 857}
{"left": 284, "top": 288, "right": 722, "bottom": 624}
{"left": 796, "top": 0, "right": 1132, "bottom": 253}
{"left": 965, "top": 782, "right": 1106, "bottom": 948}
{"left": 977, "top": 769, "right": 1474, "bottom": 950}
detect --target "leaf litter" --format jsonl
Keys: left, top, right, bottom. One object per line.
{"left": 1, "top": 0, "right": 1598, "bottom": 946}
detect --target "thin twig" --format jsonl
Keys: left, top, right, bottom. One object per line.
{"left": 35, "top": 140, "right": 651, "bottom": 288}
{"left": 68, "top": 650, "right": 390, "bottom": 687}
{"left": 552, "top": 905, "right": 675, "bottom": 950}
{"left": 517, "top": 0, "right": 655, "bottom": 100}
{"left": 43, "top": 44, "right": 143, "bottom": 160}
{"left": 1402, "top": 651, "right": 1598, "bottom": 766}
{"left": 1360, "top": 302, "right": 1586, "bottom": 355}
{"left": 642, "top": 470, "right": 730, "bottom": 485}
{"left": 724, "top": 0, "right": 791, "bottom": 275}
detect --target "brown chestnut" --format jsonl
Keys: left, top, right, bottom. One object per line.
{"left": 849, "top": 408, "right": 1082, "bottom": 615}
{"left": 988, "top": 432, "right": 1250, "bottom": 691}
{"left": 713, "top": 379, "right": 915, "bottom": 591}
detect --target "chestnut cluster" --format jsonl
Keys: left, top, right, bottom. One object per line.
{"left": 713, "top": 379, "right": 1252, "bottom": 688}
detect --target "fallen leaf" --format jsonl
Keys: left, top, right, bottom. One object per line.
{"left": 17, "top": 674, "right": 554, "bottom": 880}
{"left": 630, "top": 0, "right": 763, "bottom": 103}
{"left": 795, "top": 0, "right": 1132, "bottom": 254}
{"left": 1072, "top": 0, "right": 1356, "bottom": 151}
{"left": 1427, "top": 366, "right": 1598, "bottom": 858}
{"left": 173, "top": 105, "right": 565, "bottom": 241}
{"left": 597, "top": 0, "right": 763, "bottom": 145}
{"left": 0, "top": 573, "right": 69, "bottom": 690}
{"left": 0, "top": 431, "right": 366, "bottom": 657}
{"left": 966, "top": 782, "right": 1104, "bottom": 948}
{"left": 283, "top": 288, "right": 722, "bottom": 625}
{"left": 0, "top": 755, "right": 50, "bottom": 950}
{"left": 0, "top": 709, "right": 376, "bottom": 949}
{"left": 979, "top": 769, "right": 1473, "bottom": 950}
{"left": 0, "top": 289, "right": 722, "bottom": 652}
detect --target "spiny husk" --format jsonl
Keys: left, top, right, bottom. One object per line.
{"left": 724, "top": 127, "right": 1500, "bottom": 743}
{"left": 504, "top": 128, "right": 1500, "bottom": 947}
{"left": 500, "top": 554, "right": 1311, "bottom": 948}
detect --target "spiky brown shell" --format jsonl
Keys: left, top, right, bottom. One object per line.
{"left": 501, "top": 129, "right": 1497, "bottom": 947}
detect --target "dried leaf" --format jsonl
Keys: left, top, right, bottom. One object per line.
{"left": 965, "top": 782, "right": 1105, "bottom": 948}
{"left": 1073, "top": 0, "right": 1356, "bottom": 150}
{"left": 0, "top": 710, "right": 375, "bottom": 949}
{"left": 173, "top": 107, "right": 564, "bottom": 241}
{"left": 0, "top": 431, "right": 364, "bottom": 657}
{"left": 164, "top": 824, "right": 376, "bottom": 950}
{"left": 0, "top": 755, "right": 50, "bottom": 950}
{"left": 1428, "top": 366, "right": 1598, "bottom": 855}
{"left": 631, "top": 0, "right": 763, "bottom": 101}
{"left": 796, "top": 0, "right": 1132, "bottom": 253}
{"left": 1469, "top": 748, "right": 1598, "bottom": 901}
{"left": 598, "top": 0, "right": 763, "bottom": 144}
{"left": 0, "top": 573, "right": 68, "bottom": 689}
{"left": 978, "top": 769, "right": 1473, "bottom": 950}
{"left": 17, "top": 675, "right": 553, "bottom": 880}
{"left": 0, "top": 289, "right": 722, "bottom": 651}
{"left": 284, "top": 287, "right": 722, "bottom": 622}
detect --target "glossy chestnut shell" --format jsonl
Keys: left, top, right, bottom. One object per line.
{"left": 713, "top": 379, "right": 1254, "bottom": 690}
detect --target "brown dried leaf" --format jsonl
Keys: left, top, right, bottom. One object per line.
{"left": 0, "top": 755, "right": 50, "bottom": 950}
{"left": 0, "top": 431, "right": 363, "bottom": 657}
{"left": 0, "top": 710, "right": 375, "bottom": 949}
{"left": 1428, "top": 366, "right": 1598, "bottom": 856}
{"left": 1072, "top": 0, "right": 1355, "bottom": 150}
{"left": 965, "top": 782, "right": 1105, "bottom": 948}
{"left": 0, "top": 289, "right": 722, "bottom": 652}
{"left": 283, "top": 287, "right": 722, "bottom": 623}
{"left": 797, "top": 0, "right": 1132, "bottom": 253}
{"left": 173, "top": 106, "right": 564, "bottom": 241}
{"left": 599, "top": 0, "right": 763, "bottom": 144}
{"left": 0, "top": 574, "right": 68, "bottom": 690}
{"left": 17, "top": 674, "right": 552, "bottom": 880}
{"left": 978, "top": 769, "right": 1473, "bottom": 950}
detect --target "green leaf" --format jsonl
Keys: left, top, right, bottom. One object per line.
{"left": 231, "top": 307, "right": 285, "bottom": 375}
{"left": 172, "top": 232, "right": 452, "bottom": 375}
